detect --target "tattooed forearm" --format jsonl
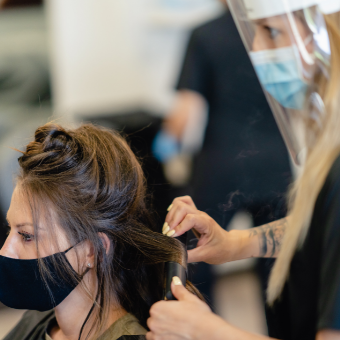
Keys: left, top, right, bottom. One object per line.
{"left": 248, "top": 218, "right": 288, "bottom": 258}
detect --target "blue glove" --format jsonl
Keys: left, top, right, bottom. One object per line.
{"left": 152, "top": 130, "right": 180, "bottom": 163}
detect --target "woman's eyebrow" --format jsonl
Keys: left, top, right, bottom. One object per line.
{"left": 7, "top": 217, "right": 44, "bottom": 231}
{"left": 6, "top": 218, "right": 33, "bottom": 228}
{"left": 255, "top": 19, "right": 266, "bottom": 25}
{"left": 16, "top": 223, "right": 34, "bottom": 228}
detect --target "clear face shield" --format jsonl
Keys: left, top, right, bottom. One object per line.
{"left": 227, "top": 0, "right": 331, "bottom": 165}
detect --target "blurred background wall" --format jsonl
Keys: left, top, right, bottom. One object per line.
{"left": 47, "top": 0, "right": 222, "bottom": 119}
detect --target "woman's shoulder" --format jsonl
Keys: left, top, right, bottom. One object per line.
{"left": 99, "top": 313, "right": 147, "bottom": 340}
{"left": 4, "top": 311, "right": 147, "bottom": 340}
{"left": 3, "top": 310, "right": 54, "bottom": 340}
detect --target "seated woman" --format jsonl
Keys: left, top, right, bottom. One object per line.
{"left": 0, "top": 123, "right": 201, "bottom": 340}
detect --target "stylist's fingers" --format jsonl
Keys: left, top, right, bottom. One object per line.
{"left": 167, "top": 205, "right": 197, "bottom": 232}
{"left": 171, "top": 277, "right": 204, "bottom": 304}
{"left": 164, "top": 201, "right": 198, "bottom": 235}
{"left": 145, "top": 332, "right": 154, "bottom": 340}
{"left": 168, "top": 212, "right": 212, "bottom": 239}
{"left": 167, "top": 195, "right": 197, "bottom": 211}
{"left": 188, "top": 245, "right": 213, "bottom": 263}
{"left": 166, "top": 196, "right": 197, "bottom": 222}
{"left": 147, "top": 277, "right": 214, "bottom": 340}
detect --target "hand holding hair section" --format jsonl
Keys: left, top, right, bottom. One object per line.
{"left": 147, "top": 273, "right": 219, "bottom": 340}
{"left": 163, "top": 195, "right": 238, "bottom": 265}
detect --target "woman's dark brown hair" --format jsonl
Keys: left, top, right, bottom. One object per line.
{"left": 17, "top": 123, "right": 202, "bottom": 339}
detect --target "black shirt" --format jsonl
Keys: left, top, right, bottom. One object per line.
{"left": 270, "top": 154, "right": 340, "bottom": 339}
{"left": 176, "top": 10, "right": 291, "bottom": 219}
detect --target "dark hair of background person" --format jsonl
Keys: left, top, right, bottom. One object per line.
{"left": 1, "top": 0, "right": 42, "bottom": 8}
{"left": 16, "top": 123, "right": 202, "bottom": 339}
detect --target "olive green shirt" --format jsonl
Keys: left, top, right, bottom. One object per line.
{"left": 45, "top": 313, "right": 147, "bottom": 340}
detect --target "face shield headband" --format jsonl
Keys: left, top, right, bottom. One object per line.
{"left": 227, "top": 0, "right": 331, "bottom": 165}
{"left": 319, "top": 0, "right": 340, "bottom": 15}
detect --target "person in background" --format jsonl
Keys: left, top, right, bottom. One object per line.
{"left": 154, "top": 0, "right": 291, "bottom": 307}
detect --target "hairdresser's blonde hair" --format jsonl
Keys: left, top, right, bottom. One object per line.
{"left": 267, "top": 14, "right": 340, "bottom": 304}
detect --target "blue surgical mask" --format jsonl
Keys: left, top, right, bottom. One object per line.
{"left": 250, "top": 46, "right": 309, "bottom": 110}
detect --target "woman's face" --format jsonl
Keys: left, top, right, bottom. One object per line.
{"left": 252, "top": 14, "right": 314, "bottom": 79}
{"left": 0, "top": 186, "right": 72, "bottom": 260}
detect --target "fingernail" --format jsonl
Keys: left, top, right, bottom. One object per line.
{"left": 167, "top": 204, "right": 173, "bottom": 212}
{"left": 162, "top": 222, "right": 170, "bottom": 234}
{"left": 167, "top": 230, "right": 176, "bottom": 237}
{"left": 172, "top": 276, "right": 182, "bottom": 285}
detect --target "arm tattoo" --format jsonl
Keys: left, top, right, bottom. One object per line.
{"left": 248, "top": 218, "right": 288, "bottom": 257}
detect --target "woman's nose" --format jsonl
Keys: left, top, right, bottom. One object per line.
{"left": 0, "top": 238, "right": 20, "bottom": 259}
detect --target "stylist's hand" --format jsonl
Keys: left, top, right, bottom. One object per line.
{"left": 163, "top": 196, "right": 240, "bottom": 264}
{"left": 146, "top": 277, "right": 227, "bottom": 340}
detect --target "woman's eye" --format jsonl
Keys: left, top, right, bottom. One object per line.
{"left": 265, "top": 26, "right": 280, "bottom": 40}
{"left": 18, "top": 231, "right": 34, "bottom": 242}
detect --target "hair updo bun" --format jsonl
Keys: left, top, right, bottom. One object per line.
{"left": 19, "top": 124, "right": 80, "bottom": 176}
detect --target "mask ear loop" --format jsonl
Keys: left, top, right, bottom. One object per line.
{"left": 66, "top": 241, "right": 100, "bottom": 340}
{"left": 78, "top": 256, "right": 104, "bottom": 340}
{"left": 64, "top": 242, "right": 92, "bottom": 280}
{"left": 78, "top": 299, "right": 97, "bottom": 340}
{"left": 64, "top": 243, "right": 78, "bottom": 253}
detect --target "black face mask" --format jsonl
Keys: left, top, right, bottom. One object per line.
{"left": 0, "top": 246, "right": 83, "bottom": 312}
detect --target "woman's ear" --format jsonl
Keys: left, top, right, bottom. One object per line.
{"left": 83, "top": 240, "right": 95, "bottom": 269}
{"left": 98, "top": 232, "right": 111, "bottom": 255}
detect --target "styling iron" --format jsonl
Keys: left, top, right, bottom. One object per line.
{"left": 164, "top": 232, "right": 188, "bottom": 300}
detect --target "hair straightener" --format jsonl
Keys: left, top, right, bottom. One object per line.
{"left": 164, "top": 232, "right": 188, "bottom": 300}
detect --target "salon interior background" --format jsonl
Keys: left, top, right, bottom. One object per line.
{"left": 0, "top": 0, "right": 275, "bottom": 337}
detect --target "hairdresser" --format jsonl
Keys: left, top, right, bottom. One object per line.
{"left": 146, "top": 0, "right": 340, "bottom": 339}
{"left": 154, "top": 0, "right": 291, "bottom": 307}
